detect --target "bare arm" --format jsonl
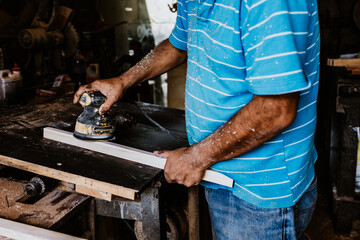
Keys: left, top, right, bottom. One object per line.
{"left": 156, "top": 93, "right": 299, "bottom": 187}
{"left": 73, "top": 39, "right": 187, "bottom": 113}
{"left": 120, "top": 39, "right": 187, "bottom": 87}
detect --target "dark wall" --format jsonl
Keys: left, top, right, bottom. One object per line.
{"left": 316, "top": 0, "right": 360, "bottom": 188}
{"left": 319, "top": 0, "right": 360, "bottom": 57}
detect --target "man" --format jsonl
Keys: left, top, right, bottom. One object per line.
{"left": 74, "top": 0, "right": 320, "bottom": 239}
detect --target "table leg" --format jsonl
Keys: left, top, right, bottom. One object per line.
{"left": 139, "top": 186, "right": 166, "bottom": 240}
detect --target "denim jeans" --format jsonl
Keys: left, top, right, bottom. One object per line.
{"left": 205, "top": 178, "right": 317, "bottom": 240}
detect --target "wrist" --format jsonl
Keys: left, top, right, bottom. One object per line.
{"left": 187, "top": 143, "right": 216, "bottom": 170}
{"left": 114, "top": 75, "right": 132, "bottom": 92}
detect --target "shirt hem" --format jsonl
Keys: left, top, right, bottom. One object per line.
{"left": 169, "top": 34, "right": 188, "bottom": 51}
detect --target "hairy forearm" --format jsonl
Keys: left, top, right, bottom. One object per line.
{"left": 121, "top": 39, "right": 187, "bottom": 88}
{"left": 73, "top": 39, "right": 186, "bottom": 113}
{"left": 189, "top": 93, "right": 299, "bottom": 169}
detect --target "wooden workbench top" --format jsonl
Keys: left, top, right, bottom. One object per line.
{"left": 0, "top": 97, "right": 188, "bottom": 199}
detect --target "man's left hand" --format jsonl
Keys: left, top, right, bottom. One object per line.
{"left": 154, "top": 147, "right": 207, "bottom": 187}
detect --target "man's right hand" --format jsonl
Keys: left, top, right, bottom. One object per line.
{"left": 73, "top": 77, "right": 127, "bottom": 114}
{"left": 73, "top": 39, "right": 187, "bottom": 114}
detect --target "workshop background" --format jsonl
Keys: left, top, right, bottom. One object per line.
{"left": 0, "top": 0, "right": 360, "bottom": 239}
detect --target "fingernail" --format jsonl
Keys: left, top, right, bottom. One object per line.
{"left": 154, "top": 151, "right": 163, "bottom": 157}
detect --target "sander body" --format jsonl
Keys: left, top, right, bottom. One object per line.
{"left": 74, "top": 91, "right": 115, "bottom": 140}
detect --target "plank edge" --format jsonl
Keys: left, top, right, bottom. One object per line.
{"left": 43, "top": 127, "right": 234, "bottom": 188}
{"left": 0, "top": 154, "right": 136, "bottom": 200}
{"left": 0, "top": 217, "right": 86, "bottom": 240}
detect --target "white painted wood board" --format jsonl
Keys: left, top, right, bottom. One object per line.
{"left": 0, "top": 218, "right": 86, "bottom": 240}
{"left": 43, "top": 127, "right": 234, "bottom": 188}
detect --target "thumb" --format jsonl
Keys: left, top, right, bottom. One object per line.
{"left": 73, "top": 84, "right": 96, "bottom": 104}
{"left": 154, "top": 150, "right": 170, "bottom": 159}
{"left": 99, "top": 97, "right": 116, "bottom": 115}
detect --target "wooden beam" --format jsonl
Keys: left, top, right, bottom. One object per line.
{"left": 57, "top": 181, "right": 113, "bottom": 201}
{"left": 0, "top": 155, "right": 137, "bottom": 200}
{"left": 76, "top": 185, "right": 113, "bottom": 201}
{"left": 350, "top": 67, "right": 360, "bottom": 75}
{"left": 188, "top": 186, "right": 200, "bottom": 240}
{"left": 0, "top": 218, "right": 86, "bottom": 240}
{"left": 43, "top": 127, "right": 234, "bottom": 188}
{"left": 327, "top": 58, "right": 360, "bottom": 67}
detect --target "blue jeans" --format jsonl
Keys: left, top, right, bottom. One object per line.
{"left": 205, "top": 178, "right": 317, "bottom": 240}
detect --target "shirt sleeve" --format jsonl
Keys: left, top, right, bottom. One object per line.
{"left": 241, "top": 0, "right": 312, "bottom": 95}
{"left": 169, "top": 0, "right": 188, "bottom": 51}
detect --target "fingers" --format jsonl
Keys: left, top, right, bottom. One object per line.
{"left": 164, "top": 172, "right": 174, "bottom": 184}
{"left": 154, "top": 150, "right": 170, "bottom": 158}
{"left": 99, "top": 96, "right": 117, "bottom": 115}
{"left": 155, "top": 148, "right": 202, "bottom": 186}
{"left": 73, "top": 83, "right": 97, "bottom": 103}
{"left": 164, "top": 172, "right": 200, "bottom": 186}
{"left": 74, "top": 78, "right": 124, "bottom": 115}
{"left": 184, "top": 181, "right": 199, "bottom": 188}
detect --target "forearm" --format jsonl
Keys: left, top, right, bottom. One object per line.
{"left": 189, "top": 93, "right": 299, "bottom": 169}
{"left": 74, "top": 39, "right": 187, "bottom": 113}
{"left": 121, "top": 39, "right": 187, "bottom": 89}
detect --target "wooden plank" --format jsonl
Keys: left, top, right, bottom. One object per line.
{"left": 351, "top": 68, "right": 360, "bottom": 75}
{"left": 0, "top": 155, "right": 137, "bottom": 200}
{"left": 0, "top": 218, "right": 85, "bottom": 240}
{"left": 76, "top": 185, "right": 113, "bottom": 201}
{"left": 44, "top": 127, "right": 234, "bottom": 188}
{"left": 328, "top": 58, "right": 360, "bottom": 67}
{"left": 188, "top": 187, "right": 200, "bottom": 240}
{"left": 57, "top": 181, "right": 113, "bottom": 201}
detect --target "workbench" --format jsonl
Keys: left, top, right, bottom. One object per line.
{"left": 326, "top": 60, "right": 360, "bottom": 236}
{"left": 0, "top": 96, "right": 191, "bottom": 239}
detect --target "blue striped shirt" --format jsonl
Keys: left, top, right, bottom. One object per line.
{"left": 169, "top": 0, "right": 320, "bottom": 208}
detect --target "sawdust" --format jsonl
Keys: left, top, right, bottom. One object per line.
{"left": 136, "top": 49, "right": 154, "bottom": 71}
{"left": 0, "top": 179, "right": 52, "bottom": 224}
{"left": 0, "top": 178, "right": 87, "bottom": 229}
{"left": 0, "top": 97, "right": 80, "bottom": 131}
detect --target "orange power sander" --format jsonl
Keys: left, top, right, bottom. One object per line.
{"left": 74, "top": 91, "right": 115, "bottom": 140}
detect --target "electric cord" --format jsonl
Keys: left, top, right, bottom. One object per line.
{"left": 132, "top": 101, "right": 188, "bottom": 141}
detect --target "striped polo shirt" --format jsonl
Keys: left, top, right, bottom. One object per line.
{"left": 169, "top": 0, "right": 320, "bottom": 208}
